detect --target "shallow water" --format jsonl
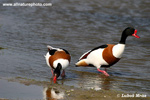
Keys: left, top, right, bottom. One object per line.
{"left": 0, "top": 79, "right": 43, "bottom": 99}
{"left": 0, "top": 0, "right": 150, "bottom": 99}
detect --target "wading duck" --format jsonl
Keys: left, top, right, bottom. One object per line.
{"left": 45, "top": 45, "right": 71, "bottom": 83}
{"left": 75, "top": 27, "right": 140, "bottom": 76}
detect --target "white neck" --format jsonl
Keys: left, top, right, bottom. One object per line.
{"left": 112, "top": 43, "right": 125, "bottom": 58}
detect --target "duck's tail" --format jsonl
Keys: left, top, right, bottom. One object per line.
{"left": 75, "top": 59, "right": 88, "bottom": 67}
{"left": 47, "top": 45, "right": 53, "bottom": 51}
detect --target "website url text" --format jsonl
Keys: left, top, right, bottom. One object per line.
{"left": 3, "top": 2, "right": 52, "bottom": 7}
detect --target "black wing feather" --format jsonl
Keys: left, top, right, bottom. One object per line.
{"left": 91, "top": 44, "right": 108, "bottom": 52}
{"left": 49, "top": 49, "right": 57, "bottom": 55}
{"left": 79, "top": 44, "right": 108, "bottom": 60}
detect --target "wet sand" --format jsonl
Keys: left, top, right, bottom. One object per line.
{"left": 0, "top": 77, "right": 149, "bottom": 100}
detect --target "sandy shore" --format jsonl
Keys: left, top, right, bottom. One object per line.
{"left": 0, "top": 77, "right": 149, "bottom": 100}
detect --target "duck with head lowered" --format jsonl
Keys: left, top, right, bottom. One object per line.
{"left": 75, "top": 27, "right": 140, "bottom": 76}
{"left": 45, "top": 45, "right": 71, "bottom": 83}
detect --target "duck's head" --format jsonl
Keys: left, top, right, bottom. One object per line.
{"left": 53, "top": 63, "right": 62, "bottom": 83}
{"left": 120, "top": 27, "right": 140, "bottom": 44}
{"left": 123, "top": 27, "right": 140, "bottom": 38}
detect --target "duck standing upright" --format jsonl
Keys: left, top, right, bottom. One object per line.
{"left": 75, "top": 27, "right": 140, "bottom": 76}
{"left": 45, "top": 45, "right": 71, "bottom": 83}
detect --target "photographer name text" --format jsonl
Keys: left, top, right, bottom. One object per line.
{"left": 117, "top": 94, "right": 147, "bottom": 98}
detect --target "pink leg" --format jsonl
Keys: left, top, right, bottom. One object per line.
{"left": 97, "top": 68, "right": 109, "bottom": 76}
{"left": 51, "top": 69, "right": 54, "bottom": 76}
{"left": 105, "top": 68, "right": 107, "bottom": 72}
{"left": 61, "top": 70, "right": 65, "bottom": 77}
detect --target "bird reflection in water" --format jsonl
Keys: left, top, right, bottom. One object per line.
{"left": 43, "top": 87, "right": 65, "bottom": 100}
{"left": 77, "top": 71, "right": 115, "bottom": 91}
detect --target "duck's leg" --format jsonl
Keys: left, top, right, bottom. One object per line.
{"left": 105, "top": 68, "right": 107, "bottom": 72}
{"left": 51, "top": 69, "right": 54, "bottom": 76}
{"left": 61, "top": 70, "right": 65, "bottom": 77}
{"left": 97, "top": 68, "right": 109, "bottom": 76}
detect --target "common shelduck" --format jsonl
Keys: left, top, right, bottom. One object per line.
{"left": 45, "top": 45, "right": 71, "bottom": 83}
{"left": 75, "top": 27, "right": 140, "bottom": 76}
